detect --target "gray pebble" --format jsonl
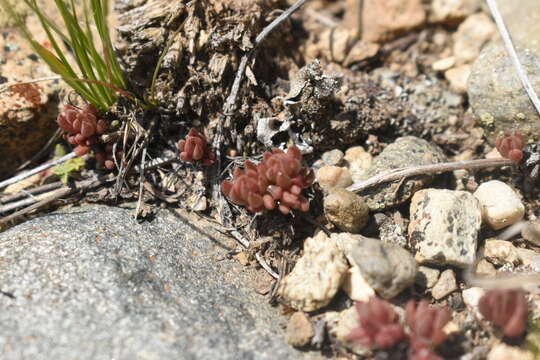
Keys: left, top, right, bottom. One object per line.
{"left": 347, "top": 237, "right": 417, "bottom": 299}
{"left": 522, "top": 219, "right": 540, "bottom": 247}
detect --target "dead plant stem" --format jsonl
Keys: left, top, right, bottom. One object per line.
{"left": 346, "top": 158, "right": 513, "bottom": 193}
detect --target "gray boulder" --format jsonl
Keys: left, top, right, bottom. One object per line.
{"left": 0, "top": 204, "right": 317, "bottom": 360}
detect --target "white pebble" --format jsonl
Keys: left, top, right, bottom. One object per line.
{"left": 474, "top": 180, "right": 524, "bottom": 230}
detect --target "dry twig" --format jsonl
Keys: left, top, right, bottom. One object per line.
{"left": 0, "top": 152, "right": 76, "bottom": 190}
{"left": 347, "top": 158, "right": 513, "bottom": 193}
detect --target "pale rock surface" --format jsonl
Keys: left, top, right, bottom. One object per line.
{"left": 445, "top": 64, "right": 471, "bottom": 94}
{"left": 409, "top": 189, "right": 481, "bottom": 268}
{"left": 487, "top": 343, "right": 534, "bottom": 360}
{"left": 431, "top": 269, "right": 457, "bottom": 300}
{"left": 430, "top": 0, "right": 482, "bottom": 26}
{"left": 453, "top": 13, "right": 495, "bottom": 65}
{"left": 344, "top": 146, "right": 372, "bottom": 182}
{"left": 362, "top": 0, "right": 426, "bottom": 43}
{"left": 324, "top": 188, "right": 369, "bottom": 233}
{"left": 484, "top": 239, "right": 520, "bottom": 266}
{"left": 474, "top": 180, "right": 525, "bottom": 230}
{"left": 316, "top": 166, "right": 353, "bottom": 192}
{"left": 278, "top": 232, "right": 348, "bottom": 312}
{"left": 341, "top": 266, "right": 375, "bottom": 302}
{"left": 432, "top": 56, "right": 456, "bottom": 72}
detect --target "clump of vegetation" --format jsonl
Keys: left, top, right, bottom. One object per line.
{"left": 406, "top": 300, "right": 451, "bottom": 360}
{"left": 177, "top": 128, "right": 216, "bottom": 167}
{"left": 348, "top": 297, "right": 406, "bottom": 349}
{"left": 221, "top": 146, "right": 314, "bottom": 214}
{"left": 479, "top": 288, "right": 528, "bottom": 338}
{"left": 496, "top": 130, "right": 526, "bottom": 163}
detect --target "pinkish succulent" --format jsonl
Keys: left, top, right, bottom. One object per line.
{"left": 478, "top": 289, "right": 528, "bottom": 338}
{"left": 221, "top": 146, "right": 314, "bottom": 215}
{"left": 177, "top": 128, "right": 216, "bottom": 166}
{"left": 347, "top": 297, "right": 406, "bottom": 349}
{"left": 495, "top": 130, "right": 526, "bottom": 163}
{"left": 406, "top": 300, "right": 451, "bottom": 358}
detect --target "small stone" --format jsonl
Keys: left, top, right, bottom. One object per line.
{"left": 453, "top": 13, "right": 496, "bottom": 65}
{"left": 341, "top": 266, "right": 375, "bottom": 302}
{"left": 487, "top": 343, "right": 535, "bottom": 360}
{"left": 316, "top": 166, "right": 353, "bottom": 192}
{"left": 522, "top": 220, "right": 540, "bottom": 247}
{"left": 431, "top": 269, "right": 457, "bottom": 300}
{"left": 409, "top": 189, "right": 481, "bottom": 268}
{"left": 325, "top": 307, "right": 371, "bottom": 356}
{"left": 354, "top": 137, "right": 447, "bottom": 210}
{"left": 344, "top": 146, "right": 373, "bottom": 181}
{"left": 285, "top": 312, "right": 314, "bottom": 347}
{"left": 432, "top": 56, "right": 456, "bottom": 72}
{"left": 476, "top": 259, "right": 497, "bottom": 276}
{"left": 430, "top": 0, "right": 482, "bottom": 26}
{"left": 484, "top": 239, "right": 520, "bottom": 266}
{"left": 362, "top": 0, "right": 426, "bottom": 43}
{"left": 445, "top": 64, "right": 471, "bottom": 94}
{"left": 321, "top": 149, "right": 345, "bottom": 166}
{"left": 344, "top": 236, "right": 417, "bottom": 299}
{"left": 324, "top": 188, "right": 370, "bottom": 233}
{"left": 462, "top": 287, "right": 486, "bottom": 318}
{"left": 474, "top": 180, "right": 525, "bottom": 230}
{"left": 278, "top": 232, "right": 348, "bottom": 312}
{"left": 415, "top": 266, "right": 440, "bottom": 289}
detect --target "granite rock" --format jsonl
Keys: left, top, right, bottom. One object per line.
{"left": 0, "top": 204, "right": 312, "bottom": 360}
{"left": 409, "top": 189, "right": 481, "bottom": 268}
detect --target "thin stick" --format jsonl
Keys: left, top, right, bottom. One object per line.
{"left": 0, "top": 152, "right": 76, "bottom": 190}
{"left": 0, "top": 181, "right": 63, "bottom": 204}
{"left": 256, "top": 252, "right": 280, "bottom": 280}
{"left": 486, "top": 0, "right": 540, "bottom": 116}
{"left": 0, "top": 175, "right": 112, "bottom": 225}
{"left": 254, "top": 0, "right": 309, "bottom": 46}
{"left": 347, "top": 158, "right": 513, "bottom": 193}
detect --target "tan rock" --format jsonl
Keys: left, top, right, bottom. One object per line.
{"left": 474, "top": 180, "right": 525, "bottom": 230}
{"left": 430, "top": 0, "right": 482, "bottom": 26}
{"left": 278, "top": 232, "right": 348, "bottom": 311}
{"left": 432, "top": 56, "right": 456, "bottom": 72}
{"left": 431, "top": 269, "right": 457, "bottom": 300}
{"left": 285, "top": 312, "right": 314, "bottom": 347}
{"left": 476, "top": 259, "right": 496, "bottom": 276}
{"left": 462, "top": 287, "right": 486, "bottom": 318}
{"left": 453, "top": 13, "right": 496, "bottom": 65}
{"left": 445, "top": 64, "right": 471, "bottom": 93}
{"left": 324, "top": 188, "right": 369, "bottom": 233}
{"left": 316, "top": 166, "right": 353, "bottom": 192}
{"left": 484, "top": 239, "right": 520, "bottom": 266}
{"left": 362, "top": 0, "right": 426, "bottom": 43}
{"left": 326, "top": 307, "right": 371, "bottom": 356}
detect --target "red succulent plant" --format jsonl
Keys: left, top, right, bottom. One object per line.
{"left": 478, "top": 289, "right": 528, "bottom": 338}
{"left": 221, "top": 146, "right": 314, "bottom": 215}
{"left": 348, "top": 297, "right": 406, "bottom": 349}
{"left": 57, "top": 104, "right": 115, "bottom": 169}
{"left": 177, "top": 128, "right": 216, "bottom": 166}
{"left": 406, "top": 300, "right": 451, "bottom": 359}
{"left": 495, "top": 130, "right": 526, "bottom": 163}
